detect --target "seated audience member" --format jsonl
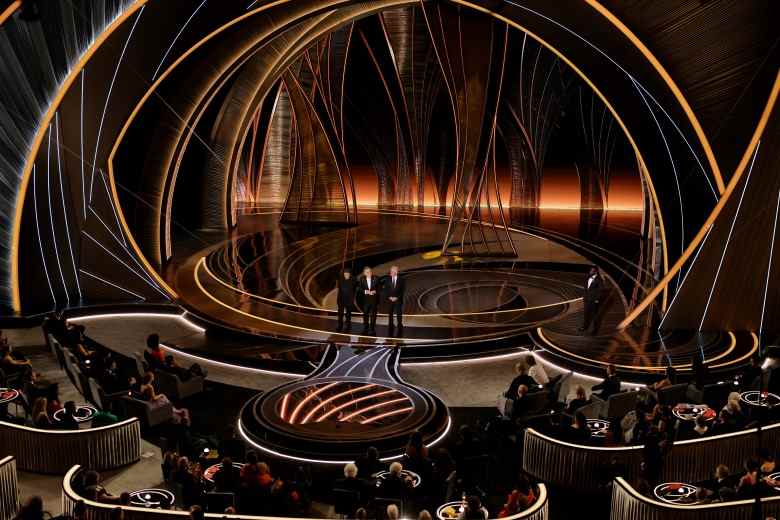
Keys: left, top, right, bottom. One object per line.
{"left": 565, "top": 385, "right": 589, "bottom": 414}
{"left": 710, "top": 464, "right": 736, "bottom": 500}
{"left": 692, "top": 415, "right": 710, "bottom": 437}
{"left": 189, "top": 505, "right": 204, "bottom": 520}
{"left": 760, "top": 449, "right": 776, "bottom": 474}
{"left": 722, "top": 392, "right": 746, "bottom": 427}
{"left": 335, "top": 462, "right": 366, "bottom": 496}
{"left": 460, "top": 495, "right": 489, "bottom": 520}
{"left": 404, "top": 430, "right": 432, "bottom": 475}
{"left": 737, "top": 458, "right": 761, "bottom": 498}
{"left": 13, "top": 496, "right": 45, "bottom": 520}
{"left": 648, "top": 366, "right": 676, "bottom": 392}
{"left": 498, "top": 475, "right": 535, "bottom": 517}
{"left": 506, "top": 360, "right": 536, "bottom": 398}
{"left": 240, "top": 450, "right": 263, "bottom": 489}
{"left": 139, "top": 371, "right": 191, "bottom": 425}
{"left": 83, "top": 470, "right": 121, "bottom": 504}
{"left": 58, "top": 401, "right": 80, "bottom": 430}
{"left": 355, "top": 508, "right": 368, "bottom": 520}
{"left": 386, "top": 504, "right": 400, "bottom": 520}
{"left": 355, "top": 446, "right": 384, "bottom": 477}
{"left": 31, "top": 398, "right": 51, "bottom": 429}
{"left": 379, "top": 462, "right": 411, "bottom": 500}
{"left": 526, "top": 355, "right": 549, "bottom": 385}
{"left": 510, "top": 384, "right": 531, "bottom": 420}
{"left": 1, "top": 342, "right": 32, "bottom": 377}
{"left": 566, "top": 411, "right": 592, "bottom": 444}
{"left": 67, "top": 325, "right": 97, "bottom": 362}
{"left": 214, "top": 457, "right": 241, "bottom": 493}
{"left": 592, "top": 364, "right": 621, "bottom": 399}
{"left": 145, "top": 334, "right": 165, "bottom": 369}
{"left": 711, "top": 409, "right": 738, "bottom": 435}
{"left": 418, "top": 510, "right": 432, "bottom": 520}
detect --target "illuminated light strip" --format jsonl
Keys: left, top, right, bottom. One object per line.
{"left": 698, "top": 141, "right": 760, "bottom": 331}
{"left": 55, "top": 113, "right": 82, "bottom": 300}
{"left": 658, "top": 224, "right": 713, "bottom": 331}
{"left": 299, "top": 384, "right": 376, "bottom": 424}
{"left": 46, "top": 127, "right": 69, "bottom": 302}
{"left": 584, "top": 0, "right": 722, "bottom": 194}
{"left": 81, "top": 231, "right": 168, "bottom": 299}
{"left": 344, "top": 349, "right": 388, "bottom": 377}
{"left": 452, "top": 0, "right": 669, "bottom": 311}
{"left": 316, "top": 389, "right": 399, "bottom": 422}
{"left": 758, "top": 190, "right": 780, "bottom": 350}
{"left": 98, "top": 170, "right": 128, "bottom": 248}
{"left": 711, "top": 332, "right": 758, "bottom": 369}
{"left": 367, "top": 350, "right": 390, "bottom": 379}
{"left": 0, "top": 1, "right": 19, "bottom": 25}
{"left": 32, "top": 165, "right": 57, "bottom": 307}
{"left": 80, "top": 70, "right": 86, "bottom": 219}
{"left": 68, "top": 311, "right": 206, "bottom": 334}
{"left": 620, "top": 71, "right": 780, "bottom": 328}
{"left": 200, "top": 258, "right": 582, "bottom": 316}
{"left": 536, "top": 328, "right": 737, "bottom": 372}
{"left": 339, "top": 396, "right": 410, "bottom": 422}
{"left": 279, "top": 392, "right": 290, "bottom": 421}
{"left": 152, "top": 0, "right": 208, "bottom": 80}
{"left": 401, "top": 348, "right": 528, "bottom": 366}
{"left": 79, "top": 269, "right": 145, "bottom": 300}
{"left": 631, "top": 79, "right": 684, "bottom": 291}
{"left": 287, "top": 382, "right": 339, "bottom": 424}
{"left": 361, "top": 406, "right": 414, "bottom": 424}
{"left": 323, "top": 348, "right": 384, "bottom": 378}
{"left": 89, "top": 6, "right": 145, "bottom": 204}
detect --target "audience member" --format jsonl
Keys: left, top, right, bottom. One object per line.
{"left": 58, "top": 401, "right": 80, "bottom": 430}
{"left": 379, "top": 462, "right": 411, "bottom": 500}
{"left": 83, "top": 470, "right": 121, "bottom": 504}
{"left": 13, "top": 496, "right": 45, "bottom": 520}
{"left": 145, "top": 334, "right": 165, "bottom": 369}
{"left": 592, "top": 364, "right": 621, "bottom": 398}
{"left": 386, "top": 504, "right": 400, "bottom": 520}
{"left": 213, "top": 457, "right": 241, "bottom": 493}
{"left": 506, "top": 361, "right": 536, "bottom": 398}
{"left": 139, "top": 371, "right": 191, "bottom": 425}
{"left": 459, "top": 495, "right": 488, "bottom": 520}
{"left": 355, "top": 446, "right": 384, "bottom": 477}
{"left": 565, "top": 385, "right": 589, "bottom": 414}
{"left": 526, "top": 355, "right": 549, "bottom": 385}
{"left": 31, "top": 397, "right": 51, "bottom": 429}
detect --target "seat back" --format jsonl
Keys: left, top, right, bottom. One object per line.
{"left": 658, "top": 383, "right": 688, "bottom": 406}
{"left": 606, "top": 391, "right": 638, "bottom": 419}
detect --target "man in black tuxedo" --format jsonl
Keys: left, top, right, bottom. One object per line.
{"left": 592, "top": 364, "right": 622, "bottom": 399}
{"left": 358, "top": 266, "right": 379, "bottom": 335}
{"left": 336, "top": 269, "right": 356, "bottom": 332}
{"left": 580, "top": 266, "right": 604, "bottom": 334}
{"left": 384, "top": 265, "right": 405, "bottom": 335}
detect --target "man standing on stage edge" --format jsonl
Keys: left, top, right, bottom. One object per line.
{"left": 336, "top": 269, "right": 356, "bottom": 332}
{"left": 580, "top": 266, "right": 603, "bottom": 334}
{"left": 385, "top": 265, "right": 405, "bottom": 336}
{"left": 359, "top": 266, "right": 379, "bottom": 335}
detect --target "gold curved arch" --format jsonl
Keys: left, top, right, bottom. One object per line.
{"left": 15, "top": 0, "right": 724, "bottom": 313}
{"left": 0, "top": 1, "right": 19, "bottom": 26}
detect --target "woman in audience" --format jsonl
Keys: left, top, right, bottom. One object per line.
{"left": 526, "top": 355, "right": 548, "bottom": 385}
{"left": 498, "top": 474, "right": 535, "bottom": 517}
{"left": 240, "top": 450, "right": 262, "bottom": 488}
{"left": 1, "top": 342, "right": 32, "bottom": 377}
{"left": 30, "top": 397, "right": 51, "bottom": 429}
{"left": 737, "top": 458, "right": 761, "bottom": 498}
{"left": 139, "top": 371, "right": 191, "bottom": 425}
{"left": 145, "top": 334, "right": 165, "bottom": 368}
{"left": 722, "top": 392, "right": 746, "bottom": 427}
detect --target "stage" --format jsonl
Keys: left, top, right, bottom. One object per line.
{"left": 164, "top": 210, "right": 756, "bottom": 379}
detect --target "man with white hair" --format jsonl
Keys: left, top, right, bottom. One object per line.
{"left": 335, "top": 462, "right": 366, "bottom": 496}
{"left": 384, "top": 265, "right": 406, "bottom": 335}
{"left": 386, "top": 504, "right": 400, "bottom": 520}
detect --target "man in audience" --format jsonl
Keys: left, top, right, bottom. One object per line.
{"left": 335, "top": 462, "right": 366, "bottom": 505}
{"left": 378, "top": 462, "right": 411, "bottom": 500}
{"left": 214, "top": 457, "right": 241, "bottom": 493}
{"left": 355, "top": 446, "right": 384, "bottom": 477}
{"left": 592, "top": 364, "right": 621, "bottom": 398}
{"left": 58, "top": 400, "right": 80, "bottom": 430}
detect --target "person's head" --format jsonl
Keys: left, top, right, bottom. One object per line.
{"left": 344, "top": 462, "right": 358, "bottom": 478}
{"left": 744, "top": 457, "right": 760, "bottom": 473}
{"left": 607, "top": 364, "right": 616, "bottom": 376}
{"left": 390, "top": 266, "right": 399, "bottom": 277}
{"left": 727, "top": 392, "right": 741, "bottom": 411}
{"left": 575, "top": 385, "right": 586, "bottom": 400}
{"left": 222, "top": 457, "right": 232, "bottom": 468}
{"left": 466, "top": 495, "right": 482, "bottom": 512}
{"left": 246, "top": 451, "right": 258, "bottom": 465}
{"left": 695, "top": 415, "right": 707, "bottom": 429}
{"left": 22, "top": 496, "right": 43, "bottom": 515}
{"left": 715, "top": 464, "right": 729, "bottom": 479}
{"left": 514, "top": 360, "right": 529, "bottom": 375}
{"left": 526, "top": 355, "right": 537, "bottom": 367}
{"left": 363, "top": 266, "right": 372, "bottom": 277}
{"left": 189, "top": 505, "right": 204, "bottom": 520}
{"left": 517, "top": 384, "right": 528, "bottom": 398}
{"left": 418, "top": 510, "right": 432, "bottom": 520}
{"left": 386, "top": 504, "right": 399, "bottom": 520}
{"left": 146, "top": 334, "right": 160, "bottom": 351}
{"left": 354, "top": 508, "right": 368, "bottom": 520}
{"left": 119, "top": 492, "right": 130, "bottom": 506}
{"left": 342, "top": 270, "right": 351, "bottom": 280}
{"left": 164, "top": 355, "right": 175, "bottom": 366}
{"left": 589, "top": 266, "right": 599, "bottom": 276}
{"left": 257, "top": 462, "right": 269, "bottom": 475}
{"left": 389, "top": 461, "right": 403, "bottom": 476}
{"left": 143, "top": 371, "right": 155, "bottom": 385}
{"left": 64, "top": 401, "right": 76, "bottom": 414}
{"left": 84, "top": 470, "right": 100, "bottom": 487}
{"left": 32, "top": 397, "right": 47, "bottom": 417}
{"left": 366, "top": 446, "right": 379, "bottom": 461}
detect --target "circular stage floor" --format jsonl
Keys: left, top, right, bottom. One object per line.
{"left": 167, "top": 210, "right": 756, "bottom": 379}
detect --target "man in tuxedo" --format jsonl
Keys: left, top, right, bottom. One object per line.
{"left": 358, "top": 266, "right": 379, "bottom": 335}
{"left": 580, "top": 266, "right": 604, "bottom": 334}
{"left": 592, "top": 364, "right": 622, "bottom": 399}
{"left": 336, "top": 269, "right": 356, "bottom": 332}
{"left": 384, "top": 265, "right": 405, "bottom": 335}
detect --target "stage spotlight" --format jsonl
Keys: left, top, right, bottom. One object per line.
{"left": 19, "top": 0, "right": 40, "bottom": 21}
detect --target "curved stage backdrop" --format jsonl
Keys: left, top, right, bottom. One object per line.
{"left": 0, "top": 2, "right": 778, "bottom": 412}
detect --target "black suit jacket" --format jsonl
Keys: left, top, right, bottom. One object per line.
{"left": 358, "top": 276, "right": 380, "bottom": 305}
{"left": 337, "top": 278, "right": 357, "bottom": 305}
{"left": 383, "top": 275, "right": 405, "bottom": 302}
{"left": 592, "top": 375, "right": 621, "bottom": 398}
{"left": 584, "top": 274, "right": 604, "bottom": 304}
